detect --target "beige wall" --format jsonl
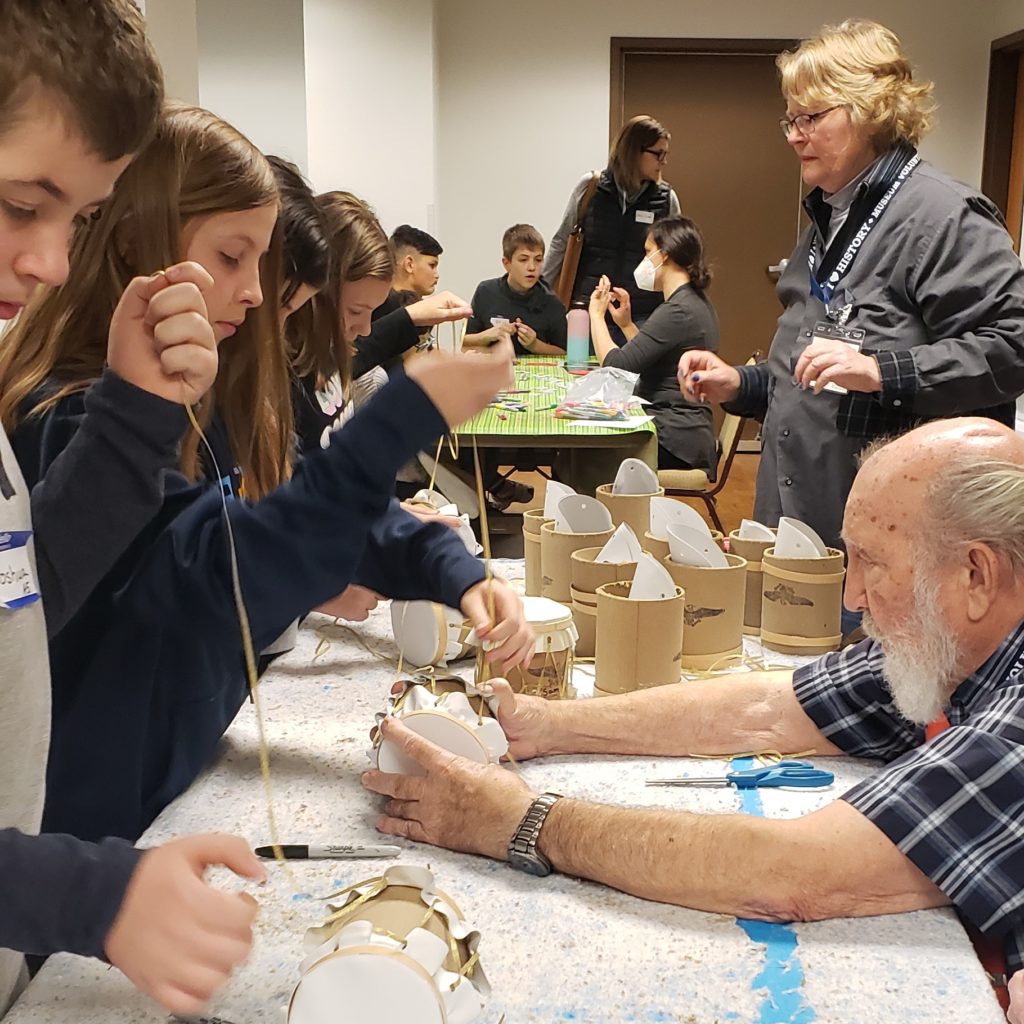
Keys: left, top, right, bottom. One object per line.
{"left": 304, "top": 0, "right": 438, "bottom": 238}
{"left": 434, "top": 0, "right": 1008, "bottom": 298}
{"left": 144, "top": 0, "right": 199, "bottom": 104}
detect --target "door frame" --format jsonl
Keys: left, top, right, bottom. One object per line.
{"left": 982, "top": 28, "right": 1024, "bottom": 248}
{"left": 609, "top": 37, "right": 800, "bottom": 140}
{"left": 610, "top": 38, "right": 799, "bottom": 452}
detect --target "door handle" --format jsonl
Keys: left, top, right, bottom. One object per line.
{"left": 767, "top": 259, "right": 789, "bottom": 277}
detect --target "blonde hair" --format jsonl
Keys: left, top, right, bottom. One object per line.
{"left": 0, "top": 102, "right": 292, "bottom": 499}
{"left": 778, "top": 19, "right": 935, "bottom": 150}
{"left": 608, "top": 114, "right": 669, "bottom": 196}
{"left": 288, "top": 190, "right": 393, "bottom": 389}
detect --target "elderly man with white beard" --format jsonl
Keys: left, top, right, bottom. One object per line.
{"left": 364, "top": 417, "right": 1024, "bottom": 1000}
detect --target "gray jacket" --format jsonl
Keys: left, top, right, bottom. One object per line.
{"left": 726, "top": 159, "right": 1024, "bottom": 549}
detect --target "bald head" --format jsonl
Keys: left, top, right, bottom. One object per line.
{"left": 848, "top": 418, "right": 1024, "bottom": 533}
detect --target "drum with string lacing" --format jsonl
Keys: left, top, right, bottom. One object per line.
{"left": 289, "top": 865, "right": 491, "bottom": 1024}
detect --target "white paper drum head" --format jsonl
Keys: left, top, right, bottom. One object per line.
{"left": 377, "top": 711, "right": 489, "bottom": 777}
{"left": 391, "top": 601, "right": 441, "bottom": 667}
{"left": 290, "top": 949, "right": 446, "bottom": 1024}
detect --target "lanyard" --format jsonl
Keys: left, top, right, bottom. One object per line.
{"left": 808, "top": 151, "right": 921, "bottom": 312}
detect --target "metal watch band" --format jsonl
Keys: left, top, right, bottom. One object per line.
{"left": 508, "top": 792, "right": 562, "bottom": 860}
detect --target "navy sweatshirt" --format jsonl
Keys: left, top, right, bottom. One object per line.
{"left": 12, "top": 372, "right": 483, "bottom": 844}
{"left": 1, "top": 370, "right": 188, "bottom": 980}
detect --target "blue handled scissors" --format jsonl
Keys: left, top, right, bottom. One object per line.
{"left": 646, "top": 759, "right": 834, "bottom": 790}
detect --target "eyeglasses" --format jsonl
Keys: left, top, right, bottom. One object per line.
{"left": 779, "top": 106, "right": 840, "bottom": 138}
{"left": 643, "top": 147, "right": 669, "bottom": 163}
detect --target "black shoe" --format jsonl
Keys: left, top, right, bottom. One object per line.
{"left": 490, "top": 479, "right": 534, "bottom": 508}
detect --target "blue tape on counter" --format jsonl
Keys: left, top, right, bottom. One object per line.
{"left": 731, "top": 756, "right": 817, "bottom": 1024}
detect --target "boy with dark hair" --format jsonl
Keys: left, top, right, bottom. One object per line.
{"left": 0, "top": 1, "right": 263, "bottom": 1016}
{"left": 391, "top": 223, "right": 443, "bottom": 298}
{"left": 464, "top": 224, "right": 567, "bottom": 356}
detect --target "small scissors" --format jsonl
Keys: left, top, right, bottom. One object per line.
{"left": 646, "top": 759, "right": 834, "bottom": 790}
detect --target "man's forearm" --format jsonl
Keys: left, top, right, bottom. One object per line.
{"left": 536, "top": 797, "right": 946, "bottom": 923}
{"left": 544, "top": 672, "right": 839, "bottom": 757}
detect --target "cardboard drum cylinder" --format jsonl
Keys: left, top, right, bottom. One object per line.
{"left": 480, "top": 595, "right": 577, "bottom": 700}
{"left": 539, "top": 521, "right": 613, "bottom": 602}
{"left": 391, "top": 601, "right": 476, "bottom": 668}
{"left": 372, "top": 676, "right": 507, "bottom": 776}
{"left": 760, "top": 547, "right": 846, "bottom": 655}
{"left": 594, "top": 580, "right": 684, "bottom": 696}
{"left": 595, "top": 483, "right": 664, "bottom": 540}
{"left": 289, "top": 865, "right": 490, "bottom": 1024}
{"left": 569, "top": 546, "right": 638, "bottom": 660}
{"left": 728, "top": 529, "right": 777, "bottom": 635}
{"left": 521, "top": 508, "right": 549, "bottom": 598}
{"left": 663, "top": 553, "right": 746, "bottom": 670}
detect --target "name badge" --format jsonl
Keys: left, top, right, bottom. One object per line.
{"left": 635, "top": 210, "right": 655, "bottom": 224}
{"left": 811, "top": 320, "right": 866, "bottom": 395}
{"left": 0, "top": 530, "right": 40, "bottom": 610}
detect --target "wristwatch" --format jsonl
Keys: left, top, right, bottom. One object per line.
{"left": 507, "top": 792, "right": 562, "bottom": 876}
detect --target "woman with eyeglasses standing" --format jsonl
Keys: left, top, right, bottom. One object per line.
{"left": 543, "top": 115, "right": 680, "bottom": 339}
{"left": 678, "top": 19, "right": 1024, "bottom": 552}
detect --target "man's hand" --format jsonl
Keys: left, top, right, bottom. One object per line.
{"left": 405, "top": 338, "right": 515, "bottom": 427}
{"left": 406, "top": 290, "right": 474, "bottom": 327}
{"left": 315, "top": 585, "right": 381, "bottom": 622}
{"left": 677, "top": 350, "right": 741, "bottom": 405}
{"left": 362, "top": 717, "right": 535, "bottom": 859}
{"left": 461, "top": 577, "right": 534, "bottom": 672}
{"left": 478, "top": 677, "right": 561, "bottom": 761}
{"left": 1008, "top": 971, "right": 1024, "bottom": 1024}
{"left": 793, "top": 339, "right": 882, "bottom": 395}
{"left": 104, "top": 834, "right": 264, "bottom": 1017}
{"left": 514, "top": 319, "right": 538, "bottom": 352}
{"left": 107, "top": 261, "right": 218, "bottom": 405}
{"left": 608, "top": 287, "right": 633, "bottom": 329}
{"left": 399, "top": 500, "right": 462, "bottom": 531}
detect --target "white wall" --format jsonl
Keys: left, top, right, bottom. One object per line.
{"left": 991, "top": 1, "right": 1024, "bottom": 41}
{"left": 303, "top": 0, "right": 437, "bottom": 240}
{"left": 196, "top": 0, "right": 308, "bottom": 170}
{"left": 434, "top": 0, "right": 1008, "bottom": 298}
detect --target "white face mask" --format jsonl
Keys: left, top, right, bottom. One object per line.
{"left": 633, "top": 252, "right": 663, "bottom": 291}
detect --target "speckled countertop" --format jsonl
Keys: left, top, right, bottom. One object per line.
{"left": 7, "top": 561, "right": 1004, "bottom": 1024}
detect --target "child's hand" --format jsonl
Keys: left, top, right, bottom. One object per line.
{"left": 406, "top": 290, "right": 473, "bottom": 327}
{"left": 514, "top": 320, "right": 538, "bottom": 351}
{"left": 315, "top": 585, "right": 381, "bottom": 622}
{"left": 407, "top": 337, "right": 515, "bottom": 427}
{"left": 107, "top": 261, "right": 218, "bottom": 406}
{"left": 104, "top": 834, "right": 264, "bottom": 1016}
{"left": 609, "top": 287, "right": 633, "bottom": 328}
{"left": 484, "top": 321, "right": 514, "bottom": 346}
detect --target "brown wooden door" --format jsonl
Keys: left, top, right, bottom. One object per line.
{"left": 613, "top": 42, "right": 805, "bottom": 376}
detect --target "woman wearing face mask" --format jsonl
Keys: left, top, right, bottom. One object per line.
{"left": 678, "top": 19, "right": 1024, "bottom": 551}
{"left": 589, "top": 216, "right": 718, "bottom": 474}
{"left": 543, "top": 115, "right": 679, "bottom": 337}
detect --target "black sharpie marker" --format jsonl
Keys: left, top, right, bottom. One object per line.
{"left": 254, "top": 843, "right": 401, "bottom": 860}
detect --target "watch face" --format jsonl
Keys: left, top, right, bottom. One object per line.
{"left": 508, "top": 849, "right": 552, "bottom": 877}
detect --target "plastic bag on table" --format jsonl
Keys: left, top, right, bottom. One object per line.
{"left": 555, "top": 366, "right": 640, "bottom": 421}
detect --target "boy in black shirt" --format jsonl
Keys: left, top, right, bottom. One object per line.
{"left": 464, "top": 224, "right": 567, "bottom": 356}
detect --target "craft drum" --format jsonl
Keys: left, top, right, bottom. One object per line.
{"left": 478, "top": 595, "right": 577, "bottom": 700}
{"left": 391, "top": 601, "right": 476, "bottom": 668}
{"left": 372, "top": 675, "right": 508, "bottom": 776}
{"left": 289, "top": 865, "right": 490, "bottom": 1024}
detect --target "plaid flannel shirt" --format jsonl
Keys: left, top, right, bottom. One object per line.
{"left": 794, "top": 626, "right": 1024, "bottom": 976}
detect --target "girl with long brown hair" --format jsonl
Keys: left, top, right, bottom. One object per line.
{"left": 0, "top": 103, "right": 517, "bottom": 844}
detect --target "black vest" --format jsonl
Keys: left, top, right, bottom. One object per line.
{"left": 575, "top": 169, "right": 673, "bottom": 317}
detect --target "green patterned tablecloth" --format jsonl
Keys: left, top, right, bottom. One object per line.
{"left": 456, "top": 356, "right": 658, "bottom": 443}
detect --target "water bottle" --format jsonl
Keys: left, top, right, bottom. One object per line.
{"left": 565, "top": 299, "right": 590, "bottom": 373}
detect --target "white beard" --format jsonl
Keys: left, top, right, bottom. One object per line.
{"left": 862, "top": 572, "right": 963, "bottom": 726}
